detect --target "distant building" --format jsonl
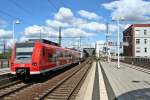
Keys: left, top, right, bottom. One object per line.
{"left": 123, "top": 24, "right": 150, "bottom": 57}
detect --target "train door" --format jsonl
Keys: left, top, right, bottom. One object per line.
{"left": 55, "top": 49, "right": 60, "bottom": 67}
{"left": 41, "top": 46, "right": 46, "bottom": 70}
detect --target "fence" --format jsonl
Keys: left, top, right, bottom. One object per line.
{"left": 111, "top": 56, "right": 150, "bottom": 65}
{"left": 0, "top": 59, "right": 10, "bottom": 68}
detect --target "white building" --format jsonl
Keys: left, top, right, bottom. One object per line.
{"left": 123, "top": 24, "right": 150, "bottom": 57}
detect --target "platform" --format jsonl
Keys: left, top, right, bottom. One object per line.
{"left": 100, "top": 61, "right": 150, "bottom": 100}
{"left": 75, "top": 61, "right": 108, "bottom": 100}
{"left": 0, "top": 68, "right": 10, "bottom": 75}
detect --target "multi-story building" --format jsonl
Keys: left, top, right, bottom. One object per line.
{"left": 123, "top": 24, "right": 150, "bottom": 57}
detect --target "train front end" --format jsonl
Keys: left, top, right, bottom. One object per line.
{"left": 10, "top": 41, "right": 41, "bottom": 79}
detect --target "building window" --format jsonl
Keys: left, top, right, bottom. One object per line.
{"left": 136, "top": 30, "right": 140, "bottom": 31}
{"left": 144, "top": 39, "right": 147, "bottom": 44}
{"left": 144, "top": 30, "right": 147, "bottom": 35}
{"left": 136, "top": 50, "right": 140, "bottom": 53}
{"left": 144, "top": 48, "right": 147, "bottom": 53}
{"left": 136, "top": 39, "right": 140, "bottom": 44}
{"left": 135, "top": 30, "right": 140, "bottom": 35}
{"left": 136, "top": 47, "right": 140, "bottom": 53}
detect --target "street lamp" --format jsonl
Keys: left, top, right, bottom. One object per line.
{"left": 112, "top": 16, "right": 124, "bottom": 68}
{"left": 12, "top": 20, "right": 20, "bottom": 41}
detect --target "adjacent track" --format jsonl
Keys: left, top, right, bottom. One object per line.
{"left": 0, "top": 80, "right": 32, "bottom": 99}
{"left": 2, "top": 58, "right": 93, "bottom": 100}
{"left": 37, "top": 59, "right": 92, "bottom": 100}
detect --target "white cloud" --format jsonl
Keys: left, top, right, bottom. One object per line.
{"left": 46, "top": 19, "right": 69, "bottom": 28}
{"left": 109, "top": 24, "right": 118, "bottom": 32}
{"left": 20, "top": 7, "right": 111, "bottom": 48}
{"left": 23, "top": 25, "right": 42, "bottom": 36}
{"left": 0, "top": 19, "right": 7, "bottom": 28}
{"left": 19, "top": 36, "right": 28, "bottom": 42}
{"left": 0, "top": 29, "right": 12, "bottom": 39}
{"left": 78, "top": 10, "right": 102, "bottom": 20}
{"left": 62, "top": 28, "right": 95, "bottom": 37}
{"left": 80, "top": 22, "right": 106, "bottom": 32}
{"left": 54, "top": 7, "right": 87, "bottom": 27}
{"left": 102, "top": 0, "right": 150, "bottom": 21}
{"left": 6, "top": 39, "right": 16, "bottom": 47}
{"left": 80, "top": 22, "right": 117, "bottom": 32}
{"left": 55, "top": 7, "right": 74, "bottom": 22}
{"left": 22, "top": 24, "right": 62, "bottom": 39}
{"left": 122, "top": 24, "right": 131, "bottom": 30}
{"left": 42, "top": 26, "right": 59, "bottom": 37}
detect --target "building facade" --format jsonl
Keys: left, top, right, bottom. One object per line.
{"left": 123, "top": 24, "right": 150, "bottom": 57}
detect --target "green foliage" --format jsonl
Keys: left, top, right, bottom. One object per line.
{"left": 0, "top": 49, "right": 11, "bottom": 59}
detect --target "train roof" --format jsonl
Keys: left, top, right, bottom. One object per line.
{"left": 16, "top": 39, "right": 59, "bottom": 46}
{"left": 28, "top": 39, "right": 60, "bottom": 46}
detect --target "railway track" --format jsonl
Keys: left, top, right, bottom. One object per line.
{"left": 0, "top": 76, "right": 16, "bottom": 86}
{"left": 0, "top": 80, "right": 33, "bottom": 99}
{"left": 2, "top": 58, "right": 93, "bottom": 100}
{"left": 0, "top": 74, "right": 16, "bottom": 86}
{"left": 37, "top": 60, "right": 92, "bottom": 100}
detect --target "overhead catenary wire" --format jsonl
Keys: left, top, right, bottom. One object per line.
{"left": 9, "top": 0, "right": 32, "bottom": 15}
{"left": 0, "top": 9, "right": 16, "bottom": 19}
{"left": 47, "top": 0, "right": 59, "bottom": 12}
{"left": 9, "top": 0, "right": 45, "bottom": 23}
{"left": 0, "top": 8, "right": 33, "bottom": 26}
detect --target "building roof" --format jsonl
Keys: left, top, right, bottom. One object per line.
{"left": 123, "top": 24, "right": 150, "bottom": 34}
{"left": 132, "top": 24, "right": 150, "bottom": 27}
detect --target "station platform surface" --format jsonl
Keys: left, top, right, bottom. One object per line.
{"left": 0, "top": 68, "right": 10, "bottom": 75}
{"left": 100, "top": 61, "right": 150, "bottom": 100}
{"left": 75, "top": 61, "right": 108, "bottom": 100}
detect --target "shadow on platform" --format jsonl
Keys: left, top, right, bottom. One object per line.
{"left": 117, "top": 88, "right": 150, "bottom": 100}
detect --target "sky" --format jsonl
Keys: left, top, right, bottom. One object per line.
{"left": 0, "top": 0, "right": 150, "bottom": 52}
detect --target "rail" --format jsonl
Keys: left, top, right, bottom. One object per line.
{"left": 38, "top": 59, "right": 92, "bottom": 100}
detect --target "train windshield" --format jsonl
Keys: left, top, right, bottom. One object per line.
{"left": 15, "top": 43, "right": 34, "bottom": 60}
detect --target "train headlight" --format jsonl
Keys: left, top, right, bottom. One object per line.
{"left": 32, "top": 62, "right": 37, "bottom": 66}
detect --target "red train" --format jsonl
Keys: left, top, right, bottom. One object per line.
{"left": 10, "top": 39, "right": 81, "bottom": 79}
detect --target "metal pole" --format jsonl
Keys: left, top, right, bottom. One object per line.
{"left": 59, "top": 26, "right": 61, "bottom": 46}
{"left": 40, "top": 30, "right": 42, "bottom": 40}
{"left": 117, "top": 19, "right": 120, "bottom": 68}
{"left": 106, "top": 23, "right": 109, "bottom": 62}
{"left": 3, "top": 40, "right": 6, "bottom": 57}
{"left": 79, "top": 36, "right": 81, "bottom": 48}
{"left": 115, "top": 42, "right": 116, "bottom": 59}
{"left": 12, "top": 21, "right": 15, "bottom": 41}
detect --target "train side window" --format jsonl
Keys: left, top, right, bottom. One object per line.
{"left": 43, "top": 47, "right": 45, "bottom": 56}
{"left": 53, "top": 54, "right": 58, "bottom": 62}
{"left": 48, "top": 54, "right": 53, "bottom": 62}
{"left": 60, "top": 52, "right": 63, "bottom": 57}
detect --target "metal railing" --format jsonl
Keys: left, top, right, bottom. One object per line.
{"left": 111, "top": 56, "right": 150, "bottom": 65}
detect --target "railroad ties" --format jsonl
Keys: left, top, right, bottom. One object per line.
{"left": 0, "top": 80, "right": 32, "bottom": 99}
{"left": 37, "top": 59, "right": 92, "bottom": 100}
{"left": 0, "top": 58, "right": 93, "bottom": 100}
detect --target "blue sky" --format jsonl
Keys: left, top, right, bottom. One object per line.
{"left": 0, "top": 0, "right": 150, "bottom": 50}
